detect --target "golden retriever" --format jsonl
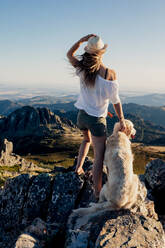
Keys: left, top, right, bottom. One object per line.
{"left": 99, "top": 119, "right": 137, "bottom": 209}
{"left": 71, "top": 120, "right": 142, "bottom": 216}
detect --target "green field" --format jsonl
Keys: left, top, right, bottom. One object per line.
{"left": 24, "top": 141, "right": 165, "bottom": 175}
{"left": 1, "top": 132, "right": 164, "bottom": 188}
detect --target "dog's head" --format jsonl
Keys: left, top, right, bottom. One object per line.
{"left": 113, "top": 119, "right": 136, "bottom": 139}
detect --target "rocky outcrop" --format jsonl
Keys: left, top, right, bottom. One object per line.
{"left": 0, "top": 158, "right": 165, "bottom": 248}
{"left": 65, "top": 210, "right": 164, "bottom": 248}
{"left": 0, "top": 168, "right": 85, "bottom": 247}
{"left": 0, "top": 106, "right": 76, "bottom": 139}
{"left": 0, "top": 138, "right": 13, "bottom": 157}
{"left": 65, "top": 173, "right": 163, "bottom": 248}
{"left": 144, "top": 159, "right": 165, "bottom": 229}
{"left": 0, "top": 139, "right": 50, "bottom": 182}
{"left": 95, "top": 212, "right": 163, "bottom": 248}
{"left": 0, "top": 106, "right": 79, "bottom": 154}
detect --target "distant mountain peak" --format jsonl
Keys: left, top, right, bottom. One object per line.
{"left": 0, "top": 106, "right": 76, "bottom": 139}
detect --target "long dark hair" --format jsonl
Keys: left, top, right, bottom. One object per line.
{"left": 76, "top": 52, "right": 102, "bottom": 87}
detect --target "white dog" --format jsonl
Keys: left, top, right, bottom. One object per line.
{"left": 71, "top": 120, "right": 141, "bottom": 217}
{"left": 99, "top": 119, "right": 138, "bottom": 209}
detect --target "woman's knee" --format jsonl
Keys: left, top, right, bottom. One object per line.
{"left": 83, "top": 138, "right": 91, "bottom": 144}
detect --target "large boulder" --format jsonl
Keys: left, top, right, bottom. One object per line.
{"left": 0, "top": 138, "right": 13, "bottom": 156}
{"left": 0, "top": 158, "right": 164, "bottom": 248}
{"left": 64, "top": 172, "right": 165, "bottom": 248}
{"left": 145, "top": 159, "right": 165, "bottom": 215}
{"left": 65, "top": 210, "right": 164, "bottom": 248}
{"left": 0, "top": 139, "right": 50, "bottom": 187}
{"left": 95, "top": 211, "right": 164, "bottom": 248}
{"left": 0, "top": 174, "right": 32, "bottom": 230}
{"left": 47, "top": 172, "right": 84, "bottom": 224}
{"left": 22, "top": 173, "right": 52, "bottom": 225}
{"left": 0, "top": 165, "right": 86, "bottom": 248}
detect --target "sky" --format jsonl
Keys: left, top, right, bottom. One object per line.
{"left": 0, "top": 0, "right": 165, "bottom": 93}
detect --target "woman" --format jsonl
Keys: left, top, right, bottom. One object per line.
{"left": 67, "top": 34, "right": 126, "bottom": 198}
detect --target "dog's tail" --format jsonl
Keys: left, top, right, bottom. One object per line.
{"left": 72, "top": 201, "right": 114, "bottom": 217}
{"left": 68, "top": 201, "right": 118, "bottom": 231}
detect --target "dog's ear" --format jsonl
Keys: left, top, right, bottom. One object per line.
{"left": 124, "top": 122, "right": 134, "bottom": 138}
{"left": 113, "top": 122, "right": 121, "bottom": 134}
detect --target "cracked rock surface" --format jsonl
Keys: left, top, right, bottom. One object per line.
{"left": 0, "top": 158, "right": 165, "bottom": 247}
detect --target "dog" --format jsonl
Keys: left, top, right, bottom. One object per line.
{"left": 70, "top": 120, "right": 148, "bottom": 222}
{"left": 99, "top": 119, "right": 138, "bottom": 209}
{"left": 71, "top": 120, "right": 143, "bottom": 217}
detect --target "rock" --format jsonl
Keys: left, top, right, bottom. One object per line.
{"left": 53, "top": 156, "right": 93, "bottom": 174}
{"left": 65, "top": 208, "right": 164, "bottom": 248}
{"left": 145, "top": 159, "right": 165, "bottom": 214}
{"left": 95, "top": 212, "right": 165, "bottom": 248}
{"left": 145, "top": 159, "right": 165, "bottom": 190}
{"left": 22, "top": 173, "right": 52, "bottom": 225}
{"left": 0, "top": 138, "right": 19, "bottom": 166}
{"left": 52, "top": 157, "right": 107, "bottom": 208}
{"left": 0, "top": 138, "right": 13, "bottom": 156}
{"left": 0, "top": 174, "right": 33, "bottom": 230}
{"left": 0, "top": 106, "right": 79, "bottom": 154}
{"left": 0, "top": 106, "right": 76, "bottom": 139}
{"left": 15, "top": 233, "right": 40, "bottom": 248}
{"left": 15, "top": 218, "right": 47, "bottom": 248}
{"left": 47, "top": 172, "right": 84, "bottom": 224}
{"left": 65, "top": 172, "right": 164, "bottom": 248}
{"left": 0, "top": 139, "right": 50, "bottom": 184}
{"left": 0, "top": 139, "right": 18, "bottom": 166}
{"left": 0, "top": 158, "right": 165, "bottom": 247}
{"left": 19, "top": 159, "right": 39, "bottom": 172}
{"left": 15, "top": 217, "right": 65, "bottom": 248}
{"left": 72, "top": 156, "right": 93, "bottom": 173}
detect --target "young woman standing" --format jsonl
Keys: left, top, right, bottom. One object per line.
{"left": 67, "top": 34, "right": 126, "bottom": 198}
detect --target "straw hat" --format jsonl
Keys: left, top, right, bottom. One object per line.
{"left": 84, "top": 35, "right": 108, "bottom": 54}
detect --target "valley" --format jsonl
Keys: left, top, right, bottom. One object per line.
{"left": 23, "top": 134, "right": 165, "bottom": 176}
{"left": 0, "top": 95, "right": 165, "bottom": 185}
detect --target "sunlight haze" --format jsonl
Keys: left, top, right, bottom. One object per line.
{"left": 0, "top": 0, "right": 165, "bottom": 93}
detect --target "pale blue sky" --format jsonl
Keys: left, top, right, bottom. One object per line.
{"left": 0, "top": 0, "right": 165, "bottom": 93}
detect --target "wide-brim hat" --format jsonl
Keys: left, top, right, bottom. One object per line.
{"left": 84, "top": 35, "right": 108, "bottom": 54}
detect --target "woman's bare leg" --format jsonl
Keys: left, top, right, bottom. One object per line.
{"left": 75, "top": 130, "right": 91, "bottom": 174}
{"left": 91, "top": 135, "right": 106, "bottom": 198}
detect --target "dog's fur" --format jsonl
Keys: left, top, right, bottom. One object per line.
{"left": 72, "top": 120, "right": 140, "bottom": 216}
{"left": 99, "top": 120, "right": 137, "bottom": 209}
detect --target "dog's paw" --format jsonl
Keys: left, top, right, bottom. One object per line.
{"left": 89, "top": 202, "right": 97, "bottom": 207}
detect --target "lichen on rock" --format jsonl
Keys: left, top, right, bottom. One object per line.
{"left": 0, "top": 158, "right": 164, "bottom": 248}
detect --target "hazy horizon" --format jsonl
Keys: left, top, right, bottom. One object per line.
{"left": 0, "top": 0, "right": 165, "bottom": 93}
{"left": 0, "top": 82, "right": 165, "bottom": 102}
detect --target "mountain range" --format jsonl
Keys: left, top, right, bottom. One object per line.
{"left": 0, "top": 93, "right": 165, "bottom": 154}
{"left": 1, "top": 98, "right": 165, "bottom": 127}
{"left": 0, "top": 106, "right": 79, "bottom": 154}
{"left": 120, "top": 93, "right": 165, "bottom": 106}
{"left": 0, "top": 104, "right": 165, "bottom": 155}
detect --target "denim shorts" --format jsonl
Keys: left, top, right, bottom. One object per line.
{"left": 77, "top": 109, "right": 107, "bottom": 137}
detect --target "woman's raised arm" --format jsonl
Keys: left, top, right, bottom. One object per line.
{"left": 67, "top": 34, "right": 95, "bottom": 67}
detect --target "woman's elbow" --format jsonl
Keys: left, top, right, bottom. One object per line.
{"left": 66, "top": 51, "right": 70, "bottom": 59}
{"left": 67, "top": 50, "right": 73, "bottom": 60}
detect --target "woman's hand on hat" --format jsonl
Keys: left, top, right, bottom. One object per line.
{"left": 79, "top": 34, "right": 96, "bottom": 43}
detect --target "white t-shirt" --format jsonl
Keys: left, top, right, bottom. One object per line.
{"left": 74, "top": 71, "right": 120, "bottom": 117}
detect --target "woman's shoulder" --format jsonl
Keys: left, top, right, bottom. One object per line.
{"left": 106, "top": 68, "right": 117, "bottom": 81}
